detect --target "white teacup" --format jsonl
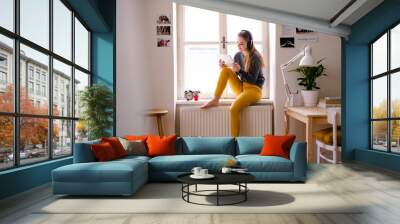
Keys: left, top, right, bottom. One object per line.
{"left": 191, "top": 167, "right": 202, "bottom": 176}
{"left": 199, "top": 169, "right": 208, "bottom": 176}
{"left": 221, "top": 167, "right": 232, "bottom": 174}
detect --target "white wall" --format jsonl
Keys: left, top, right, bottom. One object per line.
{"left": 117, "top": 0, "right": 341, "bottom": 138}
{"left": 272, "top": 25, "right": 342, "bottom": 140}
{"left": 117, "top": 0, "right": 175, "bottom": 136}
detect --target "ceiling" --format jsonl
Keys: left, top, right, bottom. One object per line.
{"left": 173, "top": 0, "right": 384, "bottom": 37}
{"left": 225, "top": 0, "right": 354, "bottom": 24}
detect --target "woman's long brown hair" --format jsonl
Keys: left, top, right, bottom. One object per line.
{"left": 238, "top": 30, "right": 265, "bottom": 72}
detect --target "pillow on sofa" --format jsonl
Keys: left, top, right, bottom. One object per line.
{"left": 147, "top": 135, "right": 177, "bottom": 157}
{"left": 101, "top": 137, "right": 127, "bottom": 158}
{"left": 260, "top": 135, "right": 296, "bottom": 159}
{"left": 118, "top": 137, "right": 147, "bottom": 156}
{"left": 91, "top": 142, "right": 118, "bottom": 161}
{"left": 124, "top": 135, "right": 148, "bottom": 142}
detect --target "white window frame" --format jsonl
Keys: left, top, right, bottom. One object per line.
{"left": 176, "top": 5, "right": 269, "bottom": 100}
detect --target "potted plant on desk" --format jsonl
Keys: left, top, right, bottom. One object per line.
{"left": 290, "top": 58, "right": 327, "bottom": 107}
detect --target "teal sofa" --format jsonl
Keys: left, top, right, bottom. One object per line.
{"left": 52, "top": 137, "right": 307, "bottom": 196}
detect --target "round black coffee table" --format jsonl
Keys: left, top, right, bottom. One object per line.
{"left": 177, "top": 173, "right": 255, "bottom": 206}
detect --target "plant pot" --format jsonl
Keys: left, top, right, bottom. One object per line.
{"left": 301, "top": 90, "right": 319, "bottom": 107}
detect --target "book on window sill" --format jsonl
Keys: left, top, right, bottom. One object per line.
{"left": 318, "top": 98, "right": 341, "bottom": 108}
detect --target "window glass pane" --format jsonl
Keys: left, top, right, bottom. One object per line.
{"left": 20, "top": 117, "right": 49, "bottom": 165}
{"left": 74, "top": 69, "right": 89, "bottom": 118}
{"left": 0, "top": 116, "right": 13, "bottom": 170}
{"left": 372, "top": 121, "right": 388, "bottom": 151}
{"left": 53, "top": 0, "right": 72, "bottom": 60}
{"left": 75, "top": 18, "right": 89, "bottom": 70}
{"left": 227, "top": 15, "right": 262, "bottom": 42}
{"left": 53, "top": 59, "right": 72, "bottom": 117}
{"left": 0, "top": 0, "right": 14, "bottom": 31}
{"left": 391, "top": 24, "right": 400, "bottom": 70}
{"left": 391, "top": 72, "right": 400, "bottom": 118}
{"left": 372, "top": 76, "right": 387, "bottom": 119}
{"left": 53, "top": 119, "right": 72, "bottom": 157}
{"left": 184, "top": 44, "right": 219, "bottom": 97}
{"left": 75, "top": 120, "right": 88, "bottom": 143}
{"left": 20, "top": 44, "right": 49, "bottom": 115}
{"left": 391, "top": 120, "right": 400, "bottom": 153}
{"left": 20, "top": 0, "right": 49, "bottom": 49}
{"left": 372, "top": 34, "right": 387, "bottom": 76}
{"left": 184, "top": 6, "right": 219, "bottom": 42}
{"left": 0, "top": 35, "right": 14, "bottom": 112}
{"left": 227, "top": 43, "right": 263, "bottom": 58}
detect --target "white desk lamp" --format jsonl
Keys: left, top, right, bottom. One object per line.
{"left": 280, "top": 45, "right": 315, "bottom": 107}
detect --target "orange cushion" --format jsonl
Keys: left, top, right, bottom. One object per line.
{"left": 146, "top": 135, "right": 177, "bottom": 157}
{"left": 260, "top": 135, "right": 296, "bottom": 159}
{"left": 91, "top": 142, "right": 117, "bottom": 162}
{"left": 101, "top": 137, "right": 127, "bottom": 158}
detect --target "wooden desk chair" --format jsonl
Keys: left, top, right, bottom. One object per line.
{"left": 316, "top": 107, "right": 341, "bottom": 164}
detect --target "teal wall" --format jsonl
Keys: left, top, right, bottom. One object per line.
{"left": 0, "top": 0, "right": 116, "bottom": 200}
{"left": 344, "top": 0, "right": 400, "bottom": 170}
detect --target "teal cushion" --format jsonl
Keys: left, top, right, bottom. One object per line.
{"left": 149, "top": 154, "right": 235, "bottom": 172}
{"left": 73, "top": 139, "right": 101, "bottom": 163}
{"left": 177, "top": 137, "right": 235, "bottom": 155}
{"left": 53, "top": 159, "right": 147, "bottom": 183}
{"left": 236, "top": 137, "right": 264, "bottom": 155}
{"left": 236, "top": 155, "right": 293, "bottom": 172}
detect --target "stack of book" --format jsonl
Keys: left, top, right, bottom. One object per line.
{"left": 318, "top": 97, "right": 341, "bottom": 108}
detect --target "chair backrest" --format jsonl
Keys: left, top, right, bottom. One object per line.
{"left": 327, "top": 107, "right": 341, "bottom": 127}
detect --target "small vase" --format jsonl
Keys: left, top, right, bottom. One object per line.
{"left": 301, "top": 90, "right": 319, "bottom": 107}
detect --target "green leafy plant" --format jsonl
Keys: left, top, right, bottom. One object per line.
{"left": 79, "top": 84, "right": 113, "bottom": 140}
{"left": 289, "top": 58, "right": 327, "bottom": 90}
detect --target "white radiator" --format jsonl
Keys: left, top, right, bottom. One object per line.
{"left": 179, "top": 105, "right": 273, "bottom": 136}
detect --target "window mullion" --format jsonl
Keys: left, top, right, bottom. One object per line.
{"left": 14, "top": 0, "right": 21, "bottom": 167}
{"left": 388, "top": 29, "right": 391, "bottom": 152}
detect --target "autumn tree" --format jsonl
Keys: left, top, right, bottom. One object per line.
{"left": 0, "top": 84, "right": 59, "bottom": 152}
{"left": 372, "top": 99, "right": 400, "bottom": 143}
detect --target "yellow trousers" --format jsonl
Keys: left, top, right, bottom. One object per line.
{"left": 214, "top": 67, "right": 262, "bottom": 137}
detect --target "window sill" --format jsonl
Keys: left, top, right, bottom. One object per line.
{"left": 0, "top": 156, "right": 72, "bottom": 175}
{"left": 176, "top": 98, "right": 273, "bottom": 105}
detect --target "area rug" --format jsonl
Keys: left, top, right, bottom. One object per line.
{"left": 37, "top": 183, "right": 361, "bottom": 214}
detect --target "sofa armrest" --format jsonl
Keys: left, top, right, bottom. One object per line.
{"left": 73, "top": 140, "right": 100, "bottom": 163}
{"left": 289, "top": 141, "right": 307, "bottom": 181}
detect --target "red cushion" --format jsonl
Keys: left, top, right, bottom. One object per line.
{"left": 101, "top": 137, "right": 127, "bottom": 158}
{"left": 146, "top": 135, "right": 177, "bottom": 157}
{"left": 260, "top": 135, "right": 296, "bottom": 159}
{"left": 91, "top": 142, "right": 117, "bottom": 161}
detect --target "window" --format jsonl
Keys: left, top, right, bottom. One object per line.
{"left": 370, "top": 23, "right": 400, "bottom": 154}
{"left": 0, "top": 0, "right": 14, "bottom": 32}
{"left": 20, "top": 0, "right": 49, "bottom": 49}
{"left": 0, "top": 0, "right": 91, "bottom": 170}
{"left": 177, "top": 6, "right": 269, "bottom": 99}
{"left": 28, "top": 82, "right": 34, "bottom": 94}
{"left": 75, "top": 18, "right": 90, "bottom": 70}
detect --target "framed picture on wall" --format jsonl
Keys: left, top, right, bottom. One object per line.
{"left": 280, "top": 37, "right": 295, "bottom": 48}
{"left": 157, "top": 26, "right": 171, "bottom": 35}
{"left": 157, "top": 14, "right": 171, "bottom": 24}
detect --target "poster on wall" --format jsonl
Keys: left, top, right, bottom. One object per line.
{"left": 280, "top": 37, "right": 295, "bottom": 48}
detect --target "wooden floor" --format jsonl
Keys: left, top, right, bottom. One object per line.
{"left": 1, "top": 162, "right": 400, "bottom": 224}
